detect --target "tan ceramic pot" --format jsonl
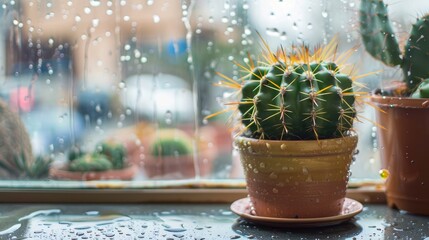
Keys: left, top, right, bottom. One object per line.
{"left": 234, "top": 134, "right": 358, "bottom": 218}
{"left": 372, "top": 95, "right": 429, "bottom": 215}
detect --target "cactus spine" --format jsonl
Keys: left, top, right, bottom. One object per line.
{"left": 232, "top": 40, "right": 358, "bottom": 140}
{"left": 360, "top": 0, "right": 429, "bottom": 97}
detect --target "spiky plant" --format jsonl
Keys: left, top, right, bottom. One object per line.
{"left": 207, "top": 36, "right": 368, "bottom": 140}
{"left": 150, "top": 129, "right": 193, "bottom": 157}
{"left": 0, "top": 153, "right": 52, "bottom": 179}
{"left": 96, "top": 142, "right": 126, "bottom": 169}
{"left": 69, "top": 154, "right": 113, "bottom": 172}
{"left": 360, "top": 0, "right": 429, "bottom": 98}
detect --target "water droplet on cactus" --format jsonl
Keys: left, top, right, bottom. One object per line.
{"left": 379, "top": 169, "right": 390, "bottom": 179}
{"left": 153, "top": 15, "right": 160, "bottom": 23}
{"left": 272, "top": 188, "right": 279, "bottom": 193}
{"left": 280, "top": 144, "right": 286, "bottom": 150}
{"left": 259, "top": 162, "right": 265, "bottom": 168}
{"left": 265, "top": 143, "right": 271, "bottom": 149}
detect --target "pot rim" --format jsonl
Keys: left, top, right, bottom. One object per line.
{"left": 234, "top": 133, "right": 358, "bottom": 156}
{"left": 234, "top": 131, "right": 357, "bottom": 144}
{"left": 371, "top": 93, "right": 429, "bottom": 109}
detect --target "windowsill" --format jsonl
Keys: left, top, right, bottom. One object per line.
{"left": 0, "top": 200, "right": 424, "bottom": 239}
{"left": 0, "top": 184, "right": 385, "bottom": 204}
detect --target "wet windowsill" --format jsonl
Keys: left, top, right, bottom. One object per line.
{"left": 0, "top": 202, "right": 427, "bottom": 239}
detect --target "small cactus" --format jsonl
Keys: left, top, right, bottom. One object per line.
{"left": 0, "top": 100, "right": 34, "bottom": 178}
{"left": 360, "top": 0, "right": 429, "bottom": 97}
{"left": 69, "top": 154, "right": 113, "bottom": 172}
{"left": 214, "top": 38, "right": 359, "bottom": 140}
{"left": 150, "top": 129, "right": 193, "bottom": 157}
{"left": 97, "top": 142, "right": 126, "bottom": 169}
{"left": 68, "top": 147, "right": 85, "bottom": 162}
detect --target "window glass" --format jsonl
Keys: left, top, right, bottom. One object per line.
{"left": 0, "top": 0, "right": 425, "bottom": 188}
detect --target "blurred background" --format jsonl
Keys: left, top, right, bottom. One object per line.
{"left": 0, "top": 0, "right": 427, "bottom": 184}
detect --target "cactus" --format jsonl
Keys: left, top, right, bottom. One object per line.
{"left": 411, "top": 79, "right": 429, "bottom": 98}
{"left": 208, "top": 37, "right": 362, "bottom": 140}
{"left": 0, "top": 100, "right": 34, "bottom": 178}
{"left": 0, "top": 153, "right": 52, "bottom": 179}
{"left": 360, "top": 0, "right": 429, "bottom": 97}
{"left": 236, "top": 48, "right": 356, "bottom": 140}
{"left": 68, "top": 147, "right": 85, "bottom": 162}
{"left": 69, "top": 154, "right": 113, "bottom": 172}
{"left": 150, "top": 129, "right": 193, "bottom": 157}
{"left": 97, "top": 142, "right": 126, "bottom": 169}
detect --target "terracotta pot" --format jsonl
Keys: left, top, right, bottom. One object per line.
{"left": 234, "top": 135, "right": 358, "bottom": 218}
{"left": 371, "top": 94, "right": 429, "bottom": 215}
{"left": 141, "top": 155, "right": 213, "bottom": 179}
{"left": 50, "top": 165, "right": 137, "bottom": 181}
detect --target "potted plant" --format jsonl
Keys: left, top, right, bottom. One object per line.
{"left": 50, "top": 142, "right": 137, "bottom": 181}
{"left": 0, "top": 99, "right": 56, "bottom": 180}
{"left": 360, "top": 0, "right": 429, "bottom": 215}
{"left": 141, "top": 128, "right": 214, "bottom": 179}
{"left": 212, "top": 38, "right": 364, "bottom": 218}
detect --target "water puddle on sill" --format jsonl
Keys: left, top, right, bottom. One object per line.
{"left": 0, "top": 207, "right": 235, "bottom": 239}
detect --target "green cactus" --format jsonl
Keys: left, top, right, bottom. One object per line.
{"left": 97, "top": 142, "right": 126, "bottom": 169}
{"left": 360, "top": 0, "right": 429, "bottom": 96}
{"left": 411, "top": 79, "right": 429, "bottom": 98}
{"left": 68, "top": 147, "right": 85, "bottom": 162}
{"left": 0, "top": 153, "right": 52, "bottom": 179}
{"left": 69, "top": 154, "right": 113, "bottom": 172}
{"left": 238, "top": 57, "right": 356, "bottom": 140}
{"left": 151, "top": 129, "right": 193, "bottom": 157}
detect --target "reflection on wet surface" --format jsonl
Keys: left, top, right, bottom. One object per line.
{"left": 0, "top": 204, "right": 428, "bottom": 239}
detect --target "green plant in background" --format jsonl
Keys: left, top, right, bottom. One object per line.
{"left": 150, "top": 129, "right": 193, "bottom": 157}
{"left": 212, "top": 38, "right": 360, "bottom": 140}
{"left": 69, "top": 154, "right": 113, "bottom": 172}
{"left": 68, "top": 147, "right": 85, "bottom": 162}
{"left": 0, "top": 153, "right": 52, "bottom": 179}
{"left": 360, "top": 0, "right": 429, "bottom": 98}
{"left": 67, "top": 141, "right": 128, "bottom": 172}
{"left": 96, "top": 142, "right": 126, "bottom": 169}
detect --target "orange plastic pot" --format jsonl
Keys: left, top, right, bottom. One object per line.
{"left": 372, "top": 95, "right": 429, "bottom": 215}
{"left": 234, "top": 135, "right": 358, "bottom": 218}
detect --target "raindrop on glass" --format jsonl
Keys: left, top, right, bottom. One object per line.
{"left": 90, "top": 0, "right": 101, "bottom": 7}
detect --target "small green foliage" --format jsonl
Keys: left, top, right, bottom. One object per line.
{"left": 28, "top": 156, "right": 53, "bottom": 179}
{"left": 411, "top": 79, "right": 429, "bottom": 98}
{"left": 0, "top": 153, "right": 52, "bottom": 179}
{"left": 151, "top": 138, "right": 193, "bottom": 157}
{"left": 69, "top": 154, "right": 113, "bottom": 172}
{"left": 360, "top": 0, "right": 429, "bottom": 96}
{"left": 67, "top": 142, "right": 128, "bottom": 172}
{"left": 150, "top": 129, "right": 193, "bottom": 157}
{"left": 68, "top": 147, "right": 85, "bottom": 162}
{"left": 96, "top": 142, "right": 126, "bottom": 169}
